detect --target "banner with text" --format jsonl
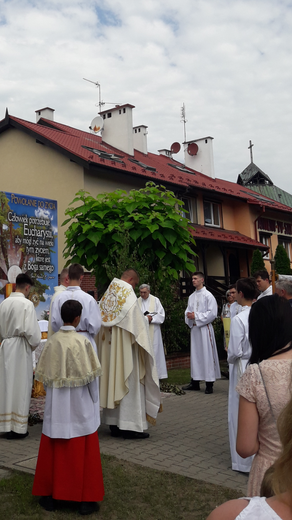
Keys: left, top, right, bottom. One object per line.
{"left": 0, "top": 191, "right": 58, "bottom": 319}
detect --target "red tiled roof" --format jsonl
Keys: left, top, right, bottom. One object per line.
{"left": 3, "top": 114, "right": 292, "bottom": 214}
{"left": 191, "top": 224, "right": 268, "bottom": 249}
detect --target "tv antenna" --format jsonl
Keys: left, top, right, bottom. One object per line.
{"left": 181, "top": 103, "right": 187, "bottom": 143}
{"left": 83, "top": 78, "right": 121, "bottom": 114}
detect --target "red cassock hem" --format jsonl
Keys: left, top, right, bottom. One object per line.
{"left": 32, "top": 432, "right": 104, "bottom": 502}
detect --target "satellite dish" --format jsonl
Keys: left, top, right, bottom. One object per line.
{"left": 90, "top": 115, "right": 104, "bottom": 134}
{"left": 187, "top": 143, "right": 199, "bottom": 156}
{"left": 171, "top": 142, "right": 181, "bottom": 154}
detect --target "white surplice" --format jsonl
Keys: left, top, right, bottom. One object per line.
{"left": 227, "top": 306, "right": 253, "bottom": 472}
{"left": 138, "top": 295, "right": 168, "bottom": 379}
{"left": 257, "top": 285, "right": 273, "bottom": 300}
{"left": 230, "top": 301, "right": 243, "bottom": 319}
{"left": 51, "top": 286, "right": 101, "bottom": 352}
{"left": 47, "top": 284, "right": 67, "bottom": 338}
{"left": 185, "top": 287, "right": 221, "bottom": 382}
{"left": 0, "top": 292, "right": 41, "bottom": 433}
{"left": 40, "top": 326, "right": 101, "bottom": 439}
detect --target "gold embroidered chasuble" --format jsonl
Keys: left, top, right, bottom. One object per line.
{"left": 98, "top": 278, "right": 160, "bottom": 424}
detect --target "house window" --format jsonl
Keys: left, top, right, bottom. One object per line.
{"left": 259, "top": 233, "right": 270, "bottom": 259}
{"left": 203, "top": 201, "right": 220, "bottom": 227}
{"left": 278, "top": 237, "right": 291, "bottom": 259}
{"left": 181, "top": 197, "right": 193, "bottom": 222}
{"left": 107, "top": 113, "right": 112, "bottom": 118}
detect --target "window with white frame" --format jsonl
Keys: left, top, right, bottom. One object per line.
{"left": 278, "top": 237, "right": 291, "bottom": 259}
{"left": 203, "top": 201, "right": 221, "bottom": 227}
{"left": 259, "top": 233, "right": 270, "bottom": 259}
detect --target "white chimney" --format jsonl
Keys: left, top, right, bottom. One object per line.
{"left": 100, "top": 104, "right": 134, "bottom": 156}
{"left": 133, "top": 125, "right": 148, "bottom": 154}
{"left": 184, "top": 136, "right": 215, "bottom": 178}
{"left": 35, "top": 107, "right": 55, "bottom": 123}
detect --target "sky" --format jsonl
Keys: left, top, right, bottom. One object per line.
{"left": 1, "top": 0, "right": 292, "bottom": 192}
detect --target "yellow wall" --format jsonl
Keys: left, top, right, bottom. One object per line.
{"left": 0, "top": 128, "right": 84, "bottom": 269}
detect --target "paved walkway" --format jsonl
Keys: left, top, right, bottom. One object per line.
{"left": 0, "top": 378, "right": 248, "bottom": 493}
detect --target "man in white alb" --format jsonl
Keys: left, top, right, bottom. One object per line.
{"left": 0, "top": 273, "right": 41, "bottom": 439}
{"left": 255, "top": 270, "right": 272, "bottom": 299}
{"left": 51, "top": 263, "right": 101, "bottom": 353}
{"left": 98, "top": 269, "right": 161, "bottom": 439}
{"left": 183, "top": 272, "right": 220, "bottom": 394}
{"left": 138, "top": 284, "right": 168, "bottom": 380}
{"left": 47, "top": 267, "right": 69, "bottom": 338}
{"left": 227, "top": 277, "right": 256, "bottom": 472}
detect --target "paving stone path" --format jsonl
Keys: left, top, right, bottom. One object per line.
{"left": 0, "top": 378, "right": 248, "bottom": 493}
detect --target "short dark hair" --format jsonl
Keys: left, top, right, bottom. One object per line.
{"left": 228, "top": 284, "right": 236, "bottom": 290}
{"left": 192, "top": 271, "right": 204, "bottom": 279}
{"left": 60, "top": 300, "right": 83, "bottom": 324}
{"left": 236, "top": 277, "right": 257, "bottom": 300}
{"left": 249, "top": 294, "right": 292, "bottom": 363}
{"left": 254, "top": 270, "right": 269, "bottom": 281}
{"left": 68, "top": 264, "right": 84, "bottom": 280}
{"left": 15, "top": 273, "right": 34, "bottom": 288}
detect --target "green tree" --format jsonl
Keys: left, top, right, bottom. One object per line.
{"left": 274, "top": 244, "right": 292, "bottom": 275}
{"left": 250, "top": 249, "right": 266, "bottom": 276}
{"left": 63, "top": 182, "right": 197, "bottom": 288}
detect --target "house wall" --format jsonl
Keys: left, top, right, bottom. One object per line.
{"left": 0, "top": 128, "right": 84, "bottom": 269}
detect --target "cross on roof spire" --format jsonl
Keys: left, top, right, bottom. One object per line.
{"left": 248, "top": 140, "right": 254, "bottom": 163}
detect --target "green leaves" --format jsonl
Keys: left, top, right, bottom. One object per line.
{"left": 62, "top": 182, "right": 197, "bottom": 285}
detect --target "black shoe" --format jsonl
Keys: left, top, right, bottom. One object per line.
{"left": 79, "top": 502, "right": 100, "bottom": 515}
{"left": 109, "top": 425, "right": 121, "bottom": 437}
{"left": 122, "top": 430, "right": 150, "bottom": 439}
{"left": 6, "top": 431, "right": 29, "bottom": 440}
{"left": 182, "top": 381, "right": 200, "bottom": 391}
{"left": 205, "top": 383, "right": 214, "bottom": 394}
{"left": 39, "top": 496, "right": 56, "bottom": 512}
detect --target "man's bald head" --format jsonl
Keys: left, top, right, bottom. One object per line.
{"left": 121, "top": 269, "right": 139, "bottom": 289}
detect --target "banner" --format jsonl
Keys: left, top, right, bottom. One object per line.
{"left": 0, "top": 191, "right": 58, "bottom": 319}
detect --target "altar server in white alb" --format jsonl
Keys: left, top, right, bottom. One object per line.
{"left": 0, "top": 273, "right": 41, "bottom": 439}
{"left": 227, "top": 277, "right": 256, "bottom": 473}
{"left": 33, "top": 300, "right": 104, "bottom": 515}
{"left": 51, "top": 263, "right": 101, "bottom": 353}
{"left": 183, "top": 272, "right": 220, "bottom": 394}
{"left": 138, "top": 284, "right": 168, "bottom": 380}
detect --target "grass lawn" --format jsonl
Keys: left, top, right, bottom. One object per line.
{"left": 0, "top": 454, "right": 242, "bottom": 520}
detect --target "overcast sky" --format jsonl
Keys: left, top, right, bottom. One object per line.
{"left": 1, "top": 0, "right": 292, "bottom": 193}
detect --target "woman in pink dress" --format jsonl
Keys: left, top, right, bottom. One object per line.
{"left": 235, "top": 294, "right": 292, "bottom": 497}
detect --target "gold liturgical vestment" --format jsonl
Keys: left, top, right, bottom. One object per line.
{"left": 98, "top": 278, "right": 160, "bottom": 428}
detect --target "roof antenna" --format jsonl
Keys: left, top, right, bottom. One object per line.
{"left": 83, "top": 78, "right": 103, "bottom": 113}
{"left": 181, "top": 103, "right": 187, "bottom": 143}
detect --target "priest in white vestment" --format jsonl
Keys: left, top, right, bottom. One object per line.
{"left": 98, "top": 269, "right": 161, "bottom": 440}
{"left": 33, "top": 300, "right": 104, "bottom": 514}
{"left": 138, "top": 284, "right": 168, "bottom": 380}
{"left": 183, "top": 272, "right": 221, "bottom": 394}
{"left": 0, "top": 273, "right": 41, "bottom": 439}
{"left": 227, "top": 277, "right": 257, "bottom": 472}
{"left": 47, "top": 267, "right": 69, "bottom": 338}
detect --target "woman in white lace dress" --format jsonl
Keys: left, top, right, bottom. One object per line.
{"left": 236, "top": 294, "right": 292, "bottom": 496}
{"left": 207, "top": 381, "right": 292, "bottom": 519}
